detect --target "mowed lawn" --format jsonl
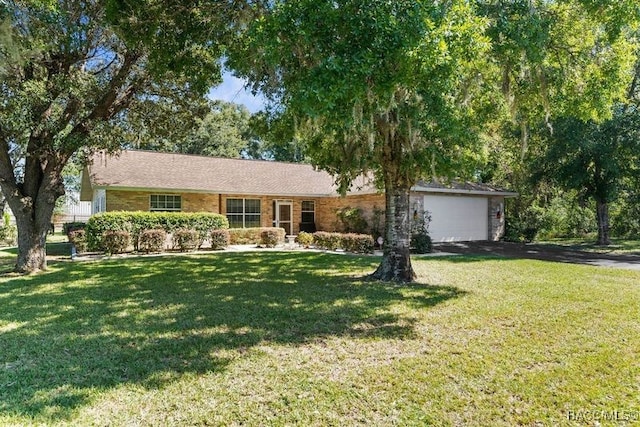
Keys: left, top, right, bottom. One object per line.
{"left": 0, "top": 248, "right": 638, "bottom": 426}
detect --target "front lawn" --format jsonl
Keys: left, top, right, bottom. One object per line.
{"left": 0, "top": 250, "right": 638, "bottom": 426}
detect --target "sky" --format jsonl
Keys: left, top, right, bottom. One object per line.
{"left": 207, "top": 70, "right": 267, "bottom": 113}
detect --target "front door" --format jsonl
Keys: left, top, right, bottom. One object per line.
{"left": 275, "top": 200, "right": 293, "bottom": 235}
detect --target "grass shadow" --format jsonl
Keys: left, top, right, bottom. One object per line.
{"left": 0, "top": 251, "right": 465, "bottom": 420}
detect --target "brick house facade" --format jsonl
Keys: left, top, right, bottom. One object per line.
{"left": 80, "top": 150, "right": 516, "bottom": 241}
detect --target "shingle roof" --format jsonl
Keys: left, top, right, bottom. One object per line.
{"left": 80, "top": 150, "right": 517, "bottom": 200}
{"left": 83, "top": 150, "right": 346, "bottom": 198}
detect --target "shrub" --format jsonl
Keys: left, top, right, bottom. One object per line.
{"left": 295, "top": 231, "right": 314, "bottom": 248}
{"left": 341, "top": 233, "right": 374, "bottom": 254}
{"left": 210, "top": 229, "right": 230, "bottom": 250}
{"left": 313, "top": 231, "right": 342, "bottom": 251}
{"left": 172, "top": 228, "right": 199, "bottom": 252}
{"left": 228, "top": 227, "right": 286, "bottom": 245}
{"left": 86, "top": 211, "right": 228, "bottom": 251}
{"left": 68, "top": 229, "right": 88, "bottom": 253}
{"left": 410, "top": 232, "right": 432, "bottom": 254}
{"left": 260, "top": 228, "right": 283, "bottom": 248}
{"left": 138, "top": 229, "right": 167, "bottom": 253}
{"left": 102, "top": 230, "right": 130, "bottom": 255}
{"left": 336, "top": 207, "right": 369, "bottom": 233}
{"left": 0, "top": 212, "right": 17, "bottom": 247}
{"left": 63, "top": 222, "right": 86, "bottom": 239}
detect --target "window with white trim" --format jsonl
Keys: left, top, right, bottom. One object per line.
{"left": 301, "top": 201, "right": 315, "bottom": 224}
{"left": 226, "top": 198, "right": 261, "bottom": 228}
{"left": 92, "top": 189, "right": 106, "bottom": 214}
{"left": 150, "top": 194, "right": 182, "bottom": 211}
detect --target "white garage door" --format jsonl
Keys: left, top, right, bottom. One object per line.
{"left": 423, "top": 195, "right": 488, "bottom": 242}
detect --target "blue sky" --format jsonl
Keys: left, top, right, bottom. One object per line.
{"left": 207, "top": 70, "right": 267, "bottom": 113}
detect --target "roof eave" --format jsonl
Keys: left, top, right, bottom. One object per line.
{"left": 412, "top": 185, "right": 519, "bottom": 197}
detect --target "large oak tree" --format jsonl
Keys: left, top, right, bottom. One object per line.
{"left": 230, "top": 0, "right": 637, "bottom": 282}
{"left": 0, "top": 0, "right": 252, "bottom": 272}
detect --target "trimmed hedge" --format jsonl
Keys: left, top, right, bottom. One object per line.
{"left": 260, "top": 229, "right": 281, "bottom": 248}
{"left": 102, "top": 230, "right": 130, "bottom": 255}
{"left": 63, "top": 222, "right": 86, "bottom": 238}
{"left": 86, "top": 211, "right": 228, "bottom": 251}
{"left": 313, "top": 231, "right": 342, "bottom": 251}
{"left": 68, "top": 229, "right": 87, "bottom": 253}
{"left": 172, "top": 228, "right": 199, "bottom": 252}
{"left": 341, "top": 233, "right": 374, "bottom": 254}
{"left": 228, "top": 227, "right": 286, "bottom": 245}
{"left": 210, "top": 229, "right": 230, "bottom": 250}
{"left": 295, "top": 231, "right": 314, "bottom": 248}
{"left": 138, "top": 229, "right": 167, "bottom": 253}
{"left": 411, "top": 232, "right": 432, "bottom": 254}
{"left": 313, "top": 231, "right": 374, "bottom": 254}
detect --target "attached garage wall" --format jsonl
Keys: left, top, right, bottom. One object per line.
{"left": 423, "top": 194, "right": 488, "bottom": 242}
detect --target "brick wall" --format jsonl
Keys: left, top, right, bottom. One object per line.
{"left": 315, "top": 193, "right": 385, "bottom": 233}
{"left": 106, "top": 190, "right": 219, "bottom": 213}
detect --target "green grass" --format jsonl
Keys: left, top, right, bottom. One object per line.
{"left": 537, "top": 237, "right": 640, "bottom": 255}
{"left": 0, "top": 249, "right": 638, "bottom": 426}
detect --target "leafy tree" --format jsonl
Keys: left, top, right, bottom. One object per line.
{"left": 532, "top": 106, "right": 640, "bottom": 245}
{"left": 231, "top": 0, "right": 493, "bottom": 282}
{"left": 231, "top": 0, "right": 637, "bottom": 281}
{"left": 0, "top": 0, "right": 245, "bottom": 272}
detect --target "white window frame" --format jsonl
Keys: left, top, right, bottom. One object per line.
{"left": 226, "top": 198, "right": 261, "bottom": 228}
{"left": 150, "top": 194, "right": 182, "bottom": 212}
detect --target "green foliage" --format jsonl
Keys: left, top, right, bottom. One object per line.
{"left": 228, "top": 228, "right": 285, "bottom": 245}
{"left": 63, "top": 222, "right": 87, "bottom": 238}
{"left": 294, "top": 231, "right": 314, "bottom": 248}
{"left": 340, "top": 233, "right": 374, "bottom": 254}
{"left": 411, "top": 233, "right": 432, "bottom": 254}
{"left": 138, "top": 229, "right": 167, "bottom": 254}
{"left": 210, "top": 229, "right": 230, "bottom": 250}
{"left": 336, "top": 207, "right": 369, "bottom": 234}
{"left": 68, "top": 230, "right": 88, "bottom": 253}
{"left": 313, "top": 232, "right": 343, "bottom": 251}
{"left": 101, "top": 231, "right": 130, "bottom": 255}
{"left": 0, "top": 224, "right": 17, "bottom": 247}
{"left": 86, "top": 212, "right": 228, "bottom": 251}
{"left": 172, "top": 229, "right": 199, "bottom": 252}
{"left": 260, "top": 228, "right": 286, "bottom": 248}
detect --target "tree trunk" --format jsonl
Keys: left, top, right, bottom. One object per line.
{"left": 15, "top": 216, "right": 49, "bottom": 273}
{"left": 596, "top": 199, "right": 611, "bottom": 246}
{"left": 0, "top": 166, "right": 64, "bottom": 273}
{"left": 371, "top": 180, "right": 416, "bottom": 283}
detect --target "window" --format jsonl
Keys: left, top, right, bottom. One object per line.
{"left": 93, "top": 189, "right": 106, "bottom": 214}
{"left": 301, "top": 201, "right": 315, "bottom": 224}
{"left": 226, "top": 198, "right": 261, "bottom": 228}
{"left": 150, "top": 194, "right": 181, "bottom": 211}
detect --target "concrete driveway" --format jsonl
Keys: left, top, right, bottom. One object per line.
{"left": 434, "top": 241, "right": 640, "bottom": 271}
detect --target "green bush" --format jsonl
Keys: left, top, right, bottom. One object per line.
{"left": 295, "top": 231, "right": 314, "bottom": 248}
{"left": 261, "top": 228, "right": 284, "bottom": 248}
{"left": 86, "top": 211, "right": 228, "bottom": 251}
{"left": 138, "top": 229, "right": 166, "bottom": 253}
{"left": 410, "top": 232, "right": 432, "bottom": 254}
{"left": 0, "top": 212, "right": 16, "bottom": 247}
{"left": 341, "top": 233, "right": 374, "bottom": 254}
{"left": 336, "top": 207, "right": 369, "bottom": 233}
{"left": 68, "top": 229, "right": 88, "bottom": 253}
{"left": 63, "top": 222, "right": 86, "bottom": 239}
{"left": 102, "top": 230, "right": 130, "bottom": 255}
{"left": 210, "top": 229, "right": 230, "bottom": 250}
{"left": 172, "top": 228, "right": 199, "bottom": 252}
{"left": 228, "top": 227, "right": 285, "bottom": 245}
{"left": 313, "top": 231, "right": 343, "bottom": 251}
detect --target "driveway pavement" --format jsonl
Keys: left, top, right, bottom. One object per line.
{"left": 433, "top": 241, "right": 640, "bottom": 271}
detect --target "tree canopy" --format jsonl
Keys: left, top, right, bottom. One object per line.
{"left": 229, "top": 0, "right": 639, "bottom": 281}
{"left": 0, "top": 0, "right": 252, "bottom": 272}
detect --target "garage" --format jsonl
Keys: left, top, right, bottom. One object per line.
{"left": 423, "top": 194, "right": 488, "bottom": 242}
